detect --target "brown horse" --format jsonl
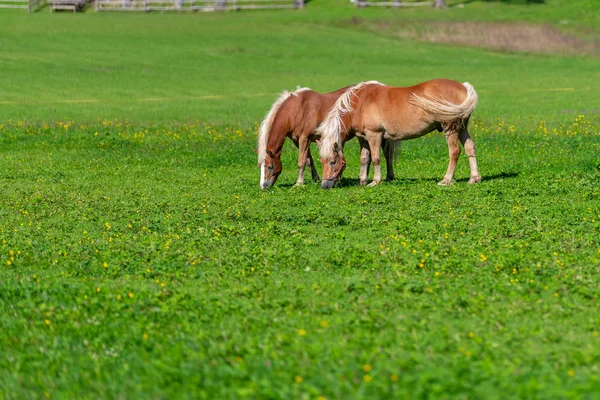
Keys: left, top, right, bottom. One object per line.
{"left": 257, "top": 86, "right": 400, "bottom": 189}
{"left": 316, "top": 79, "right": 481, "bottom": 189}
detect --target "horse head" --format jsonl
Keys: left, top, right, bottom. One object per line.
{"left": 260, "top": 149, "right": 283, "bottom": 189}
{"left": 320, "top": 143, "right": 346, "bottom": 189}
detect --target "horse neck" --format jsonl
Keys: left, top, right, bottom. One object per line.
{"left": 265, "top": 116, "right": 289, "bottom": 156}
{"left": 339, "top": 112, "right": 354, "bottom": 145}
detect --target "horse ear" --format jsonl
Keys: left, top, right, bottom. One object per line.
{"left": 315, "top": 139, "right": 322, "bottom": 146}
{"left": 252, "top": 148, "right": 258, "bottom": 154}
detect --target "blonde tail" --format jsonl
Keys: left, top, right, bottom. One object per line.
{"left": 383, "top": 139, "right": 402, "bottom": 166}
{"left": 409, "top": 82, "right": 478, "bottom": 129}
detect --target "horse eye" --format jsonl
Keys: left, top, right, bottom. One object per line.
{"left": 268, "top": 164, "right": 274, "bottom": 170}
{"left": 329, "top": 159, "right": 337, "bottom": 166}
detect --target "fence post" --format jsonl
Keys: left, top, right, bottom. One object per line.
{"left": 393, "top": 0, "right": 401, "bottom": 7}
{"left": 434, "top": 0, "right": 446, "bottom": 8}
{"left": 295, "top": 0, "right": 303, "bottom": 8}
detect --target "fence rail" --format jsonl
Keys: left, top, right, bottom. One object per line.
{"left": 95, "top": 0, "right": 303, "bottom": 11}
{"left": 49, "top": 0, "right": 86, "bottom": 11}
{"left": 354, "top": 0, "right": 444, "bottom": 7}
{"left": 0, "top": 0, "right": 48, "bottom": 11}
{"left": 0, "top": 0, "right": 28, "bottom": 9}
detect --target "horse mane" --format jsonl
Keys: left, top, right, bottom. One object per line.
{"left": 257, "top": 87, "right": 311, "bottom": 165}
{"left": 409, "top": 82, "right": 478, "bottom": 128}
{"left": 316, "top": 80, "right": 383, "bottom": 159}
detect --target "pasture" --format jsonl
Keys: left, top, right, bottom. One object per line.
{"left": 1, "top": 1, "right": 600, "bottom": 398}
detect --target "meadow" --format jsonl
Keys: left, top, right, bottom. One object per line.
{"left": 1, "top": 1, "right": 600, "bottom": 398}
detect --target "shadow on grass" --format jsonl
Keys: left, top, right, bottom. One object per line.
{"left": 473, "top": 171, "right": 519, "bottom": 182}
{"left": 277, "top": 180, "right": 321, "bottom": 189}
{"left": 276, "top": 171, "right": 519, "bottom": 189}
{"left": 383, "top": 171, "right": 520, "bottom": 185}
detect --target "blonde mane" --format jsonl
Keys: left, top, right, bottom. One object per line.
{"left": 257, "top": 87, "right": 311, "bottom": 166}
{"left": 316, "top": 81, "right": 383, "bottom": 159}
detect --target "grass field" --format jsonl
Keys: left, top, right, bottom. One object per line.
{"left": 1, "top": 0, "right": 600, "bottom": 398}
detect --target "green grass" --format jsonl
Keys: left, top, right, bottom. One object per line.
{"left": 0, "top": 1, "right": 599, "bottom": 124}
{"left": 1, "top": 119, "right": 599, "bottom": 398}
{"left": 1, "top": 1, "right": 600, "bottom": 398}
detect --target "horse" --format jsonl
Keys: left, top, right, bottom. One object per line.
{"left": 316, "top": 79, "right": 481, "bottom": 189}
{"left": 257, "top": 86, "right": 400, "bottom": 189}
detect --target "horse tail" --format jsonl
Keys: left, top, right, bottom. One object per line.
{"left": 383, "top": 139, "right": 402, "bottom": 166}
{"left": 317, "top": 80, "right": 384, "bottom": 159}
{"left": 409, "top": 82, "right": 478, "bottom": 130}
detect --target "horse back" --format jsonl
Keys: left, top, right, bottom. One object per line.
{"left": 409, "top": 79, "right": 468, "bottom": 105}
{"left": 287, "top": 89, "right": 349, "bottom": 139}
{"left": 355, "top": 81, "right": 466, "bottom": 137}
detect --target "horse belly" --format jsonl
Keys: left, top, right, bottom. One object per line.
{"left": 382, "top": 120, "right": 435, "bottom": 141}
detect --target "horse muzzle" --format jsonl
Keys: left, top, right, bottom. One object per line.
{"left": 321, "top": 179, "right": 336, "bottom": 190}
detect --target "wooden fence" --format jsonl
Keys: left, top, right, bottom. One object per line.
{"left": 48, "top": 0, "right": 87, "bottom": 11}
{"left": 0, "top": 0, "right": 28, "bottom": 9}
{"left": 0, "top": 0, "right": 48, "bottom": 12}
{"left": 354, "top": 0, "right": 446, "bottom": 7}
{"left": 95, "top": 0, "right": 303, "bottom": 11}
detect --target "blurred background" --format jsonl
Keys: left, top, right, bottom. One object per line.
{"left": 0, "top": 0, "right": 598, "bottom": 129}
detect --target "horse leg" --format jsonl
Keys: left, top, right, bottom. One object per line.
{"left": 359, "top": 137, "right": 371, "bottom": 186}
{"left": 439, "top": 129, "right": 460, "bottom": 186}
{"left": 294, "top": 137, "right": 309, "bottom": 186}
{"left": 383, "top": 139, "right": 396, "bottom": 182}
{"left": 365, "top": 131, "right": 382, "bottom": 186}
{"left": 459, "top": 125, "right": 482, "bottom": 184}
{"left": 307, "top": 145, "right": 320, "bottom": 182}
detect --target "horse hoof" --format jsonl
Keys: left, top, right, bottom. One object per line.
{"left": 438, "top": 179, "right": 454, "bottom": 186}
{"left": 367, "top": 180, "right": 381, "bottom": 187}
{"left": 360, "top": 180, "right": 368, "bottom": 186}
{"left": 386, "top": 176, "right": 395, "bottom": 182}
{"left": 294, "top": 182, "right": 304, "bottom": 187}
{"left": 468, "top": 176, "right": 482, "bottom": 184}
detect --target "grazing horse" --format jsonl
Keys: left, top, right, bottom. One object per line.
{"left": 316, "top": 79, "right": 481, "bottom": 189}
{"left": 257, "top": 86, "right": 400, "bottom": 189}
